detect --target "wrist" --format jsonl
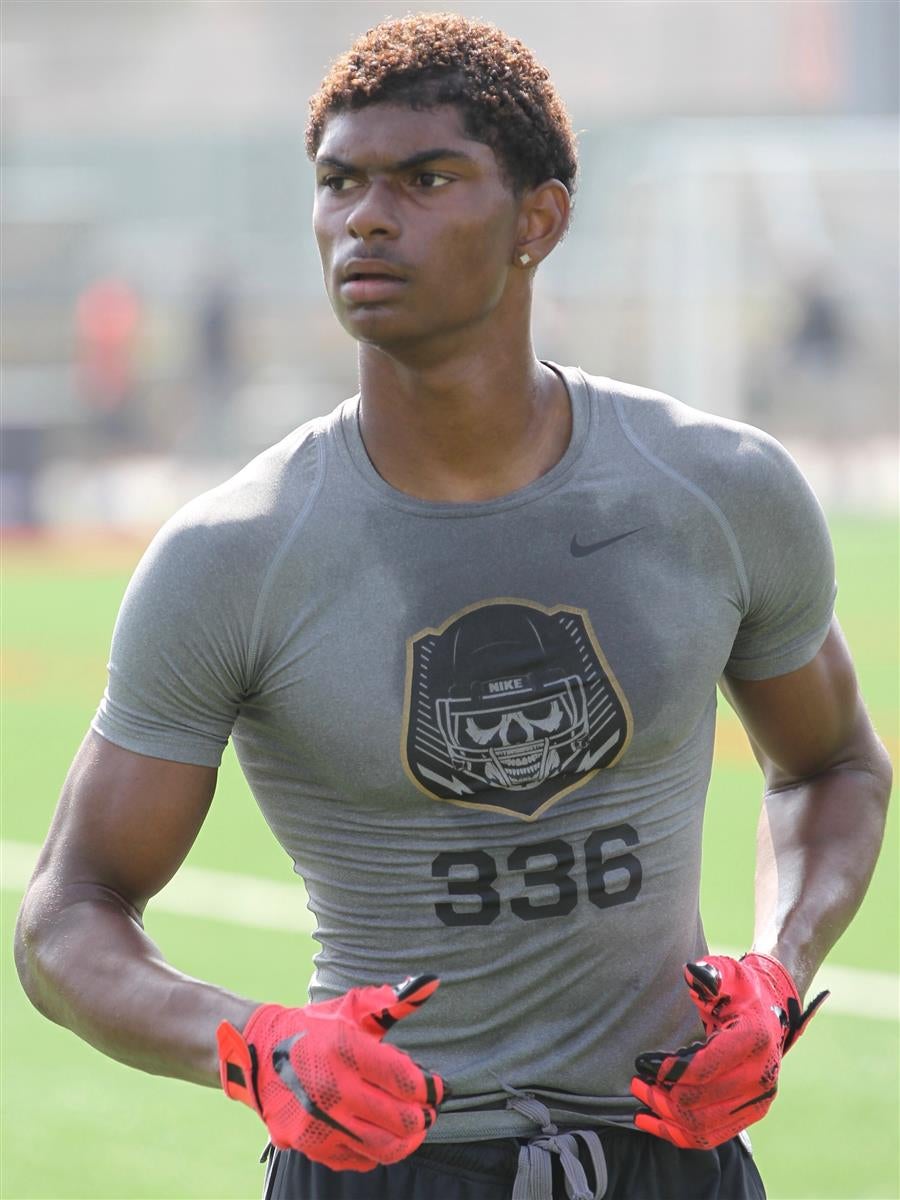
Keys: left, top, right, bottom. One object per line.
{"left": 216, "top": 1000, "right": 276, "bottom": 1107}
{"left": 747, "top": 944, "right": 812, "bottom": 1001}
{"left": 743, "top": 950, "right": 828, "bottom": 1053}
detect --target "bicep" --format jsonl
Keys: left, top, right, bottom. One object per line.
{"left": 36, "top": 730, "right": 217, "bottom": 913}
{"left": 721, "top": 618, "right": 873, "bottom": 786}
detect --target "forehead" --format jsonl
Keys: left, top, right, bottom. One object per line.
{"left": 315, "top": 102, "right": 499, "bottom": 171}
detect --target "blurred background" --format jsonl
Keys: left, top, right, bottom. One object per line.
{"left": 1, "top": 3, "right": 897, "bottom": 1199}
{"left": 1, "top": 0, "right": 897, "bottom": 527}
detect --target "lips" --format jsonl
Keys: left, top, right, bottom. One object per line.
{"left": 339, "top": 259, "right": 408, "bottom": 303}
{"left": 340, "top": 258, "right": 406, "bottom": 282}
{"left": 340, "top": 275, "right": 406, "bottom": 302}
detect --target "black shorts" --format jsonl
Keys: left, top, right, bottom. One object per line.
{"left": 264, "top": 1128, "right": 766, "bottom": 1200}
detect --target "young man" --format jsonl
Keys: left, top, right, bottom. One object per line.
{"left": 16, "top": 14, "right": 891, "bottom": 1200}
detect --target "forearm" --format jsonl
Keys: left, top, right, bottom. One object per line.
{"left": 752, "top": 749, "right": 892, "bottom": 999}
{"left": 15, "top": 876, "right": 258, "bottom": 1086}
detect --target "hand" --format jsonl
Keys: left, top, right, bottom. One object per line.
{"left": 217, "top": 974, "right": 445, "bottom": 1171}
{"left": 630, "top": 953, "right": 827, "bottom": 1150}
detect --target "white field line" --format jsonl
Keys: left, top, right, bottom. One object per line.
{"left": 2, "top": 839, "right": 315, "bottom": 935}
{"left": 3, "top": 839, "right": 897, "bottom": 1023}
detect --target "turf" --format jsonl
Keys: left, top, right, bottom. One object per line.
{"left": 1, "top": 516, "right": 897, "bottom": 1199}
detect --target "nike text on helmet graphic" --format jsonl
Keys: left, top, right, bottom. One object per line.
{"left": 402, "top": 598, "right": 633, "bottom": 820}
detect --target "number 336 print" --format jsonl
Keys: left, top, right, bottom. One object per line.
{"left": 431, "top": 824, "right": 642, "bottom": 926}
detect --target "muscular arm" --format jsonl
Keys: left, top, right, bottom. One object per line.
{"left": 14, "top": 731, "right": 258, "bottom": 1086}
{"left": 722, "top": 618, "right": 893, "bottom": 998}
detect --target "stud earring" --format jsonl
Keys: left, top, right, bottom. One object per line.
{"left": 518, "top": 252, "right": 532, "bottom": 266}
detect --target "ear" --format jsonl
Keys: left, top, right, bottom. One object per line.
{"left": 513, "top": 179, "right": 571, "bottom": 269}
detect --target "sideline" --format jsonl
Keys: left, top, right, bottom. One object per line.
{"left": 3, "top": 838, "right": 897, "bottom": 1023}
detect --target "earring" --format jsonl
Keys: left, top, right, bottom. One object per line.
{"left": 518, "top": 252, "right": 532, "bottom": 266}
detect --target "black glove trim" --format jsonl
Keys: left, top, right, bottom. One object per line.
{"left": 784, "top": 989, "right": 829, "bottom": 1051}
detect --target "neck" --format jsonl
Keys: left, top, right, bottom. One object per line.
{"left": 356, "top": 326, "right": 571, "bottom": 503}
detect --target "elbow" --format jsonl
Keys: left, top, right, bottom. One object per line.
{"left": 852, "top": 733, "right": 893, "bottom": 865}
{"left": 14, "top": 876, "right": 73, "bottom": 1023}
{"left": 877, "top": 754, "right": 893, "bottom": 820}
{"left": 14, "top": 892, "right": 52, "bottom": 1017}
{"left": 867, "top": 732, "right": 893, "bottom": 816}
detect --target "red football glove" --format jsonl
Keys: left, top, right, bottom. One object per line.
{"left": 217, "top": 974, "right": 445, "bottom": 1171}
{"left": 631, "top": 953, "right": 828, "bottom": 1150}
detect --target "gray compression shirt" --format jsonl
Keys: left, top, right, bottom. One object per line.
{"left": 93, "top": 366, "right": 835, "bottom": 1141}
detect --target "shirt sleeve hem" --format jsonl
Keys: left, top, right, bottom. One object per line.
{"left": 90, "top": 719, "right": 226, "bottom": 769}
{"left": 723, "top": 619, "right": 832, "bottom": 682}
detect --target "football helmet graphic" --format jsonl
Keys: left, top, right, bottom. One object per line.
{"left": 403, "top": 600, "right": 631, "bottom": 819}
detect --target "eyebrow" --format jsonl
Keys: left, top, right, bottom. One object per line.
{"left": 315, "top": 148, "right": 478, "bottom": 173}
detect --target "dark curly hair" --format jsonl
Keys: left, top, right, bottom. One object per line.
{"left": 306, "top": 13, "right": 578, "bottom": 198}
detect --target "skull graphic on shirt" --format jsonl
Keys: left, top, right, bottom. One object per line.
{"left": 403, "top": 600, "right": 632, "bottom": 819}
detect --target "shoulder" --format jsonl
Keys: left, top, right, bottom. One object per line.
{"left": 120, "top": 414, "right": 335, "bottom": 622}
{"left": 149, "top": 415, "right": 329, "bottom": 566}
{"left": 581, "top": 371, "right": 812, "bottom": 511}
{"left": 573, "top": 371, "right": 835, "bottom": 673}
{"left": 176, "top": 416, "right": 326, "bottom": 538}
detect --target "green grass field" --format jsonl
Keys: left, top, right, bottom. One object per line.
{"left": 2, "top": 516, "right": 897, "bottom": 1200}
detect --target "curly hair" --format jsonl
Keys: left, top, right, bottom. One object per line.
{"left": 306, "top": 13, "right": 578, "bottom": 197}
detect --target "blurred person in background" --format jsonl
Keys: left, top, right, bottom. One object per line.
{"left": 15, "top": 13, "right": 892, "bottom": 1200}
{"left": 75, "top": 275, "right": 142, "bottom": 445}
{"left": 787, "top": 273, "right": 848, "bottom": 370}
{"left": 748, "top": 265, "right": 858, "bottom": 439}
{"left": 192, "top": 264, "right": 241, "bottom": 454}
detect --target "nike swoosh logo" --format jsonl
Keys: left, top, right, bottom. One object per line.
{"left": 570, "top": 527, "right": 645, "bottom": 557}
{"left": 272, "top": 1033, "right": 363, "bottom": 1142}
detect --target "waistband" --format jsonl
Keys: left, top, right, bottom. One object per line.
{"left": 423, "top": 1082, "right": 617, "bottom": 1199}
{"left": 427, "top": 1093, "right": 637, "bottom": 1143}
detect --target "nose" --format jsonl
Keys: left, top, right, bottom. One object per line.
{"left": 345, "top": 179, "right": 400, "bottom": 242}
{"left": 503, "top": 714, "right": 531, "bottom": 745}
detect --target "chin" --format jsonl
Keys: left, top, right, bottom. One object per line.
{"left": 340, "top": 309, "right": 429, "bottom": 352}
{"left": 339, "top": 304, "right": 489, "bottom": 359}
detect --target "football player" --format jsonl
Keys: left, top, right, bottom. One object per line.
{"left": 16, "top": 14, "right": 891, "bottom": 1200}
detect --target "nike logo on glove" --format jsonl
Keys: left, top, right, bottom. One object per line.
{"left": 570, "top": 527, "right": 645, "bottom": 557}
{"left": 272, "top": 1033, "right": 363, "bottom": 1142}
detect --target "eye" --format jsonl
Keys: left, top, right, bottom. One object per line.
{"left": 530, "top": 701, "right": 564, "bottom": 734}
{"left": 414, "top": 171, "right": 452, "bottom": 189}
{"left": 320, "top": 175, "right": 362, "bottom": 192}
{"left": 464, "top": 716, "right": 504, "bottom": 747}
